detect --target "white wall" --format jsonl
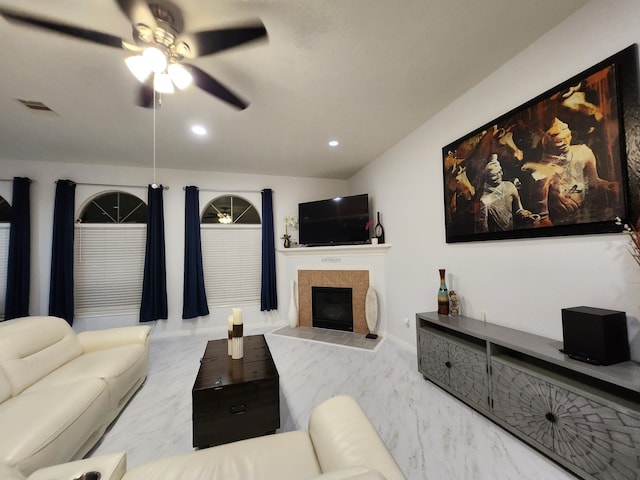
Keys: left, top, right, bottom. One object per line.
{"left": 350, "top": 0, "right": 640, "bottom": 359}
{"left": 4, "top": 0, "right": 640, "bottom": 356}
{"left": 0, "top": 157, "right": 347, "bottom": 335}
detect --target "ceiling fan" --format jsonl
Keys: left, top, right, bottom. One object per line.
{"left": 0, "top": 0, "right": 268, "bottom": 109}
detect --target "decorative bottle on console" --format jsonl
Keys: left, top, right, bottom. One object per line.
{"left": 374, "top": 212, "right": 385, "bottom": 244}
{"left": 437, "top": 269, "right": 449, "bottom": 315}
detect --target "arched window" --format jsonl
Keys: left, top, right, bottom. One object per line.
{"left": 0, "top": 196, "right": 10, "bottom": 319}
{"left": 202, "top": 195, "right": 261, "bottom": 224}
{"left": 74, "top": 191, "right": 147, "bottom": 316}
{"left": 201, "top": 195, "right": 261, "bottom": 306}
{"left": 79, "top": 191, "right": 147, "bottom": 223}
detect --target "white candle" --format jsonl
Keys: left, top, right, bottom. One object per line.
{"left": 232, "top": 308, "right": 243, "bottom": 325}
{"left": 231, "top": 308, "right": 244, "bottom": 359}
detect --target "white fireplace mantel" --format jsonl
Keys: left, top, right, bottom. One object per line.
{"left": 278, "top": 243, "right": 391, "bottom": 335}
{"left": 277, "top": 243, "right": 391, "bottom": 256}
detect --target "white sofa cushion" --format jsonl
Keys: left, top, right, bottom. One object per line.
{"left": 0, "top": 317, "right": 82, "bottom": 395}
{"left": 24, "top": 344, "right": 148, "bottom": 412}
{"left": 77, "top": 326, "right": 150, "bottom": 353}
{"left": 0, "top": 369, "right": 11, "bottom": 404}
{"left": 121, "top": 431, "right": 321, "bottom": 480}
{"left": 0, "top": 379, "right": 109, "bottom": 475}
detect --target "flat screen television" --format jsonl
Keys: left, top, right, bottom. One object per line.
{"left": 298, "top": 193, "right": 370, "bottom": 246}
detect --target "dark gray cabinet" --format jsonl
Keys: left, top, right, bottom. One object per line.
{"left": 418, "top": 328, "right": 489, "bottom": 412}
{"left": 416, "top": 312, "right": 640, "bottom": 480}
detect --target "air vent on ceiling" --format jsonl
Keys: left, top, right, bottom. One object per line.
{"left": 15, "top": 99, "right": 57, "bottom": 114}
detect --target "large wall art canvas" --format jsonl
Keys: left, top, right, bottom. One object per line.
{"left": 442, "top": 45, "right": 640, "bottom": 243}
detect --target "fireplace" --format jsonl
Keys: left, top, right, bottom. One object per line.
{"left": 281, "top": 245, "right": 389, "bottom": 335}
{"left": 312, "top": 286, "right": 353, "bottom": 332}
{"left": 297, "top": 269, "right": 370, "bottom": 334}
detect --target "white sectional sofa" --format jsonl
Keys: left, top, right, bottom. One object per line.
{"left": 0, "top": 395, "right": 406, "bottom": 480}
{"left": 0, "top": 316, "right": 150, "bottom": 476}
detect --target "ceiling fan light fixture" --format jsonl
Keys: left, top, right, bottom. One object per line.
{"left": 143, "top": 46, "right": 168, "bottom": 73}
{"left": 168, "top": 63, "right": 193, "bottom": 90}
{"left": 154, "top": 72, "right": 175, "bottom": 94}
{"left": 218, "top": 212, "right": 233, "bottom": 224}
{"left": 125, "top": 55, "right": 152, "bottom": 83}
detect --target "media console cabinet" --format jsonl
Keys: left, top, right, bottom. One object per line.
{"left": 416, "top": 311, "right": 640, "bottom": 480}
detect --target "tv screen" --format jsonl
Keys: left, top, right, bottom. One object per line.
{"left": 298, "top": 194, "right": 370, "bottom": 246}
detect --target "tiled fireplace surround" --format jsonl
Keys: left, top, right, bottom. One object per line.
{"left": 279, "top": 244, "right": 391, "bottom": 335}
{"left": 298, "top": 269, "right": 370, "bottom": 333}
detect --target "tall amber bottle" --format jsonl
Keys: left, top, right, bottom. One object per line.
{"left": 437, "top": 269, "right": 449, "bottom": 315}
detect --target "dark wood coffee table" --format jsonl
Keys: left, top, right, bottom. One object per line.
{"left": 192, "top": 334, "right": 280, "bottom": 448}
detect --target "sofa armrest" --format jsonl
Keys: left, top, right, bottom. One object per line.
{"left": 77, "top": 326, "right": 151, "bottom": 353}
{"left": 27, "top": 453, "right": 126, "bottom": 480}
{"left": 308, "top": 396, "right": 406, "bottom": 480}
{"left": 122, "top": 431, "right": 320, "bottom": 480}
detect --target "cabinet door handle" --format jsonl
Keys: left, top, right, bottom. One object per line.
{"left": 445, "top": 361, "right": 452, "bottom": 369}
{"left": 230, "top": 404, "right": 247, "bottom": 415}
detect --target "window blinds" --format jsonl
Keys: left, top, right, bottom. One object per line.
{"left": 74, "top": 224, "right": 146, "bottom": 315}
{"left": 201, "top": 225, "right": 261, "bottom": 306}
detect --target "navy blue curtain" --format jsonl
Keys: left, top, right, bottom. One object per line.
{"left": 4, "top": 177, "right": 31, "bottom": 320}
{"left": 182, "top": 186, "right": 209, "bottom": 319}
{"left": 140, "top": 185, "right": 167, "bottom": 322}
{"left": 49, "top": 180, "right": 76, "bottom": 325}
{"left": 261, "top": 188, "right": 277, "bottom": 311}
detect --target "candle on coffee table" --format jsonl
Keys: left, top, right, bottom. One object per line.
{"left": 231, "top": 308, "right": 243, "bottom": 359}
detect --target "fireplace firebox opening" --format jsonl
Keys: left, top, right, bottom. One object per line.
{"left": 311, "top": 286, "right": 354, "bottom": 332}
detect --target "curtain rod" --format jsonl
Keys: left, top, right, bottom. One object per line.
{"left": 184, "top": 187, "right": 264, "bottom": 193}
{"left": 0, "top": 178, "right": 35, "bottom": 183}
{"left": 56, "top": 181, "right": 169, "bottom": 190}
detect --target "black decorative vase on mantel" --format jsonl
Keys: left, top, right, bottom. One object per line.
{"left": 374, "top": 212, "right": 385, "bottom": 243}
{"left": 283, "top": 237, "right": 291, "bottom": 248}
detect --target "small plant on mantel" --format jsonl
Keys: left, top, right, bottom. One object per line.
{"left": 615, "top": 216, "right": 640, "bottom": 267}
{"left": 365, "top": 220, "right": 373, "bottom": 238}
{"left": 282, "top": 215, "right": 298, "bottom": 247}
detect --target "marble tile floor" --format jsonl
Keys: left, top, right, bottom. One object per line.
{"left": 89, "top": 325, "right": 577, "bottom": 480}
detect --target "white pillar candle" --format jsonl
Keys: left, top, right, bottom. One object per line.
{"left": 232, "top": 308, "right": 242, "bottom": 325}
{"left": 231, "top": 308, "right": 244, "bottom": 359}
{"left": 227, "top": 315, "right": 233, "bottom": 356}
{"left": 232, "top": 336, "right": 244, "bottom": 359}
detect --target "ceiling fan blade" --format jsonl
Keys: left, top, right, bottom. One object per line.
{"left": 187, "top": 64, "right": 248, "bottom": 110}
{"left": 0, "top": 7, "right": 125, "bottom": 48}
{"left": 114, "top": 0, "right": 157, "bottom": 30}
{"left": 180, "top": 23, "right": 267, "bottom": 58}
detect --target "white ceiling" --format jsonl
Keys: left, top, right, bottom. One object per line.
{"left": 0, "top": 0, "right": 589, "bottom": 179}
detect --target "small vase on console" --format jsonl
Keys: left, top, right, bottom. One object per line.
{"left": 437, "top": 269, "right": 449, "bottom": 315}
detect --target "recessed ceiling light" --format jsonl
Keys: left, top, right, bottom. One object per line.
{"left": 328, "top": 140, "right": 339, "bottom": 147}
{"left": 191, "top": 125, "right": 207, "bottom": 136}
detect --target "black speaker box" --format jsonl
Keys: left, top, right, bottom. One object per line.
{"left": 561, "top": 306, "right": 630, "bottom": 365}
